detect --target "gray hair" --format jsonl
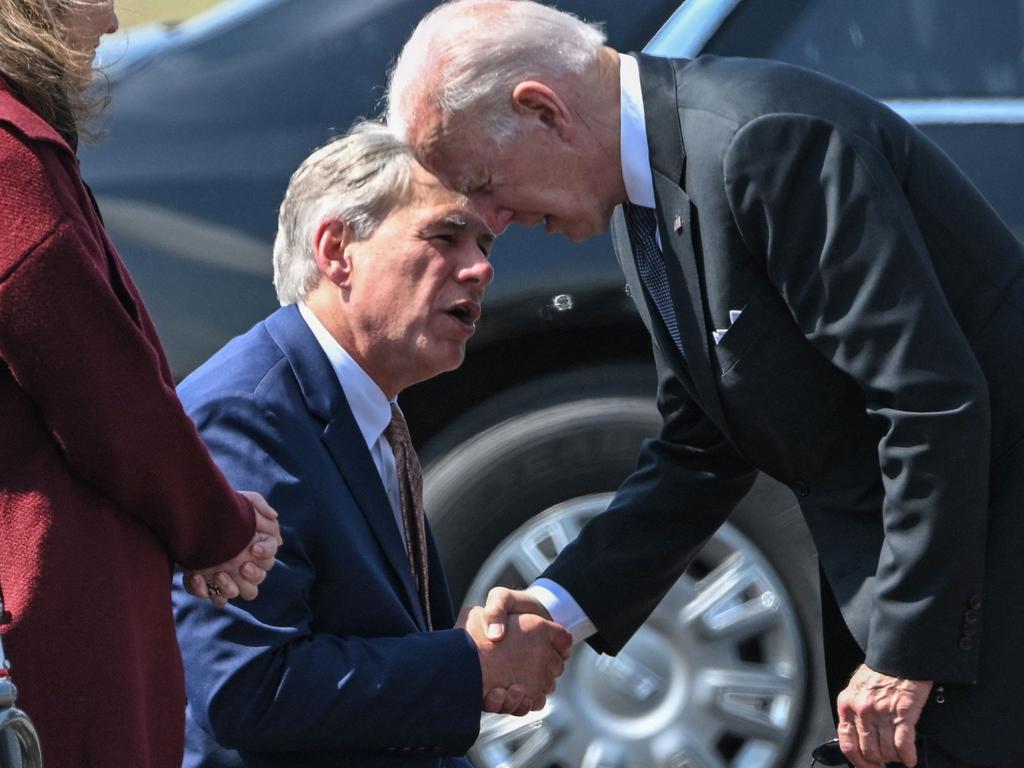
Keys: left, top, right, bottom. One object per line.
{"left": 272, "top": 121, "right": 414, "bottom": 305}
{"left": 387, "top": 0, "right": 606, "bottom": 146}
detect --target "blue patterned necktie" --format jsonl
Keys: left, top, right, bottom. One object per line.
{"left": 624, "top": 203, "right": 685, "bottom": 358}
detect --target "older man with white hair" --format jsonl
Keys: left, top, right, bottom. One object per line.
{"left": 387, "top": 3, "right": 1024, "bottom": 768}
{"left": 171, "top": 121, "right": 572, "bottom": 768}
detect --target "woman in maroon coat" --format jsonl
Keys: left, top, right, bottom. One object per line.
{"left": 0, "top": 2, "right": 283, "bottom": 765}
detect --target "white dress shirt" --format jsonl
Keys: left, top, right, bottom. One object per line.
{"left": 619, "top": 53, "right": 657, "bottom": 209}
{"left": 525, "top": 55, "right": 655, "bottom": 645}
{"left": 298, "top": 302, "right": 408, "bottom": 547}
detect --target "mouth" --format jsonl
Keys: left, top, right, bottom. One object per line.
{"left": 445, "top": 300, "right": 482, "bottom": 331}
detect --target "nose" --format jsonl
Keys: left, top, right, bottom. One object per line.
{"left": 459, "top": 247, "right": 494, "bottom": 287}
{"left": 106, "top": 11, "right": 120, "bottom": 35}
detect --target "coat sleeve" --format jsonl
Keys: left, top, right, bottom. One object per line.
{"left": 173, "top": 392, "right": 482, "bottom": 755}
{"left": 723, "top": 114, "right": 990, "bottom": 682}
{"left": 0, "top": 135, "right": 254, "bottom": 569}
{"left": 543, "top": 331, "right": 757, "bottom": 655}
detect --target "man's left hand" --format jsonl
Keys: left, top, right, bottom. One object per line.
{"left": 836, "top": 663, "right": 933, "bottom": 768}
{"left": 184, "top": 491, "right": 282, "bottom": 607}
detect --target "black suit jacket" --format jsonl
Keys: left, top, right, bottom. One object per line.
{"left": 544, "top": 54, "right": 1024, "bottom": 762}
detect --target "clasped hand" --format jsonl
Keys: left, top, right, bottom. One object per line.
{"left": 184, "top": 491, "right": 283, "bottom": 608}
{"left": 459, "top": 587, "right": 573, "bottom": 716}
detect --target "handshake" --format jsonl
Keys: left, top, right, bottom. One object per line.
{"left": 458, "top": 587, "right": 573, "bottom": 716}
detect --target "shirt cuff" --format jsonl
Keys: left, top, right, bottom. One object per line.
{"left": 528, "top": 578, "right": 597, "bottom": 646}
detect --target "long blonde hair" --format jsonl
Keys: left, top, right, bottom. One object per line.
{"left": 0, "top": 0, "right": 104, "bottom": 142}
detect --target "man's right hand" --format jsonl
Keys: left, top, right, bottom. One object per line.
{"left": 185, "top": 491, "right": 283, "bottom": 607}
{"left": 459, "top": 604, "right": 572, "bottom": 716}
{"left": 480, "top": 586, "right": 551, "bottom": 640}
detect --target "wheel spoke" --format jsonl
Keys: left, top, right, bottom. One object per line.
{"left": 474, "top": 712, "right": 561, "bottom": 768}
{"left": 652, "top": 738, "right": 729, "bottom": 768}
{"left": 698, "top": 667, "right": 796, "bottom": 741}
{"left": 683, "top": 554, "right": 781, "bottom": 640}
{"left": 543, "top": 515, "right": 581, "bottom": 552}
{"left": 580, "top": 739, "right": 628, "bottom": 768}
{"left": 509, "top": 536, "right": 554, "bottom": 581}
{"left": 497, "top": 724, "right": 556, "bottom": 768}
{"left": 649, "top": 574, "right": 700, "bottom": 621}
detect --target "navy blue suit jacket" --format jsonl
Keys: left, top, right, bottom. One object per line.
{"left": 172, "top": 305, "right": 481, "bottom": 767}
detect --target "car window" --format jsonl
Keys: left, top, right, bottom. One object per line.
{"left": 557, "top": 0, "right": 681, "bottom": 51}
{"left": 702, "top": 0, "right": 1024, "bottom": 99}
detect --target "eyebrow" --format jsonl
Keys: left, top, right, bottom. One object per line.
{"left": 428, "top": 213, "right": 496, "bottom": 242}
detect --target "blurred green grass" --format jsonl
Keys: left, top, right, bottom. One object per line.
{"left": 117, "top": 0, "right": 222, "bottom": 28}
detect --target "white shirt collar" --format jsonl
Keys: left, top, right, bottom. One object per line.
{"left": 619, "top": 53, "right": 656, "bottom": 209}
{"left": 297, "top": 301, "right": 392, "bottom": 452}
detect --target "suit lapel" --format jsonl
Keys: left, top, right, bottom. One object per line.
{"left": 264, "top": 306, "right": 427, "bottom": 630}
{"left": 636, "top": 53, "right": 734, "bottom": 444}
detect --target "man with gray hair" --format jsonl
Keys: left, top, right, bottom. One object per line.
{"left": 171, "top": 121, "right": 571, "bottom": 767}
{"left": 387, "top": 3, "right": 1024, "bottom": 768}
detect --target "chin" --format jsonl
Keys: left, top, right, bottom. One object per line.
{"left": 446, "top": 348, "right": 467, "bottom": 372}
{"left": 428, "top": 346, "right": 467, "bottom": 377}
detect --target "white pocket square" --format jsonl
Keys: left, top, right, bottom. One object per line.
{"left": 713, "top": 308, "right": 745, "bottom": 345}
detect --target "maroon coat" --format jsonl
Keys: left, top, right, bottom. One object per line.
{"left": 0, "top": 80, "right": 256, "bottom": 766}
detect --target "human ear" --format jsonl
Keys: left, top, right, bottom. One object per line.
{"left": 511, "top": 81, "right": 572, "bottom": 138}
{"left": 312, "top": 219, "right": 354, "bottom": 288}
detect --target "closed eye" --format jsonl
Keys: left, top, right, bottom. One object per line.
{"left": 470, "top": 176, "right": 493, "bottom": 195}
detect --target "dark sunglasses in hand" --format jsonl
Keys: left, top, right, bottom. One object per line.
{"left": 811, "top": 738, "right": 853, "bottom": 767}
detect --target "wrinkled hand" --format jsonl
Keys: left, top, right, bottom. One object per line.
{"left": 459, "top": 603, "right": 572, "bottom": 717}
{"left": 836, "top": 663, "right": 933, "bottom": 768}
{"left": 185, "top": 491, "right": 283, "bottom": 608}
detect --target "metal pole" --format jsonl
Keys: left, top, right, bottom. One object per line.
{"left": 0, "top": 584, "right": 43, "bottom": 768}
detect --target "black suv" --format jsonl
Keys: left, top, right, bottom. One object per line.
{"left": 80, "top": 2, "right": 1023, "bottom": 766}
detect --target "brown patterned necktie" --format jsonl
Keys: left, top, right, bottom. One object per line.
{"left": 384, "top": 402, "right": 432, "bottom": 630}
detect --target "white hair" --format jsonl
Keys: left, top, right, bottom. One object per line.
{"left": 272, "top": 121, "right": 414, "bottom": 305}
{"left": 387, "top": 0, "right": 606, "bottom": 146}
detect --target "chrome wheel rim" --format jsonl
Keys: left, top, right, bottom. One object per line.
{"left": 464, "top": 493, "right": 808, "bottom": 768}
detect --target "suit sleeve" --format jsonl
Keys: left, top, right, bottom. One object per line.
{"left": 543, "top": 329, "right": 757, "bottom": 655}
{"left": 0, "top": 147, "right": 254, "bottom": 569}
{"left": 173, "top": 393, "right": 482, "bottom": 755}
{"left": 724, "top": 114, "right": 990, "bottom": 682}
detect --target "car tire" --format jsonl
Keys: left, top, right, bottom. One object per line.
{"left": 424, "top": 369, "right": 834, "bottom": 768}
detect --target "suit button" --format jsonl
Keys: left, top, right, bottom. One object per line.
{"left": 962, "top": 624, "right": 978, "bottom": 637}
{"left": 959, "top": 637, "right": 975, "bottom": 651}
{"left": 968, "top": 594, "right": 982, "bottom": 609}
{"left": 792, "top": 480, "right": 810, "bottom": 497}
{"left": 964, "top": 608, "right": 979, "bottom": 624}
